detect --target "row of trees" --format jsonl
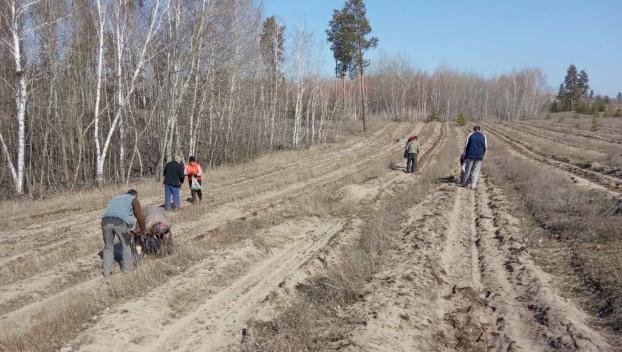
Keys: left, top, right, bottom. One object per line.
{"left": 552, "top": 65, "right": 620, "bottom": 114}
{"left": 364, "top": 56, "right": 550, "bottom": 121}
{"left": 0, "top": 0, "right": 551, "bottom": 197}
{"left": 0, "top": 0, "right": 337, "bottom": 196}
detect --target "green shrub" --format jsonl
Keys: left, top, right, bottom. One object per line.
{"left": 592, "top": 112, "right": 600, "bottom": 130}
{"left": 614, "top": 109, "right": 622, "bottom": 118}
{"left": 426, "top": 111, "right": 440, "bottom": 122}
{"left": 604, "top": 109, "right": 613, "bottom": 118}
{"left": 456, "top": 113, "right": 468, "bottom": 126}
{"left": 576, "top": 102, "right": 592, "bottom": 114}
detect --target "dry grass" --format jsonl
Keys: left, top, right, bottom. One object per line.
{"left": 0, "top": 122, "right": 397, "bottom": 286}
{"left": 491, "top": 123, "right": 617, "bottom": 169}
{"left": 0, "top": 243, "right": 205, "bottom": 352}
{"left": 0, "top": 239, "right": 102, "bottom": 287}
{"left": 484, "top": 133, "right": 622, "bottom": 332}
{"left": 242, "top": 125, "right": 459, "bottom": 351}
{"left": 0, "top": 120, "right": 391, "bottom": 228}
{"left": 0, "top": 180, "right": 162, "bottom": 229}
{"left": 0, "top": 120, "right": 417, "bottom": 352}
{"left": 167, "top": 169, "right": 394, "bottom": 318}
{"left": 539, "top": 113, "right": 622, "bottom": 139}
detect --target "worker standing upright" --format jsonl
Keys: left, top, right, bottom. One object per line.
{"left": 184, "top": 156, "right": 204, "bottom": 204}
{"left": 405, "top": 136, "right": 421, "bottom": 173}
{"left": 461, "top": 126, "right": 487, "bottom": 190}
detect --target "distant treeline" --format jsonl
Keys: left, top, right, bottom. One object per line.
{"left": 551, "top": 65, "right": 622, "bottom": 114}
{"left": 365, "top": 56, "right": 549, "bottom": 122}
{"left": 0, "top": 0, "right": 549, "bottom": 197}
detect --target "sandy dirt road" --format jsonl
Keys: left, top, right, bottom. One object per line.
{"left": 0, "top": 121, "right": 616, "bottom": 352}
{"left": 65, "top": 122, "right": 448, "bottom": 352}
{"left": 480, "top": 122, "right": 621, "bottom": 194}
{"left": 338, "top": 182, "right": 609, "bottom": 352}
{"left": 0, "top": 121, "right": 423, "bottom": 333}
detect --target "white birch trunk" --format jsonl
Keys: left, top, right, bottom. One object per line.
{"left": 97, "top": 0, "right": 165, "bottom": 185}
{"left": 93, "top": 0, "right": 105, "bottom": 185}
{"left": 1, "top": 0, "right": 31, "bottom": 194}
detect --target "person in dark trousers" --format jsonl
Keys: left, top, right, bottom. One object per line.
{"left": 163, "top": 154, "right": 185, "bottom": 210}
{"left": 461, "top": 126, "right": 487, "bottom": 190}
{"left": 405, "top": 136, "right": 421, "bottom": 173}
{"left": 101, "top": 189, "right": 146, "bottom": 276}
{"left": 184, "top": 156, "right": 204, "bottom": 203}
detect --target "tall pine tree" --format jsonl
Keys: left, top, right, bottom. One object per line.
{"left": 260, "top": 16, "right": 285, "bottom": 80}
{"left": 557, "top": 83, "right": 569, "bottom": 111}
{"left": 327, "top": 0, "right": 378, "bottom": 132}
{"left": 563, "top": 64, "right": 578, "bottom": 111}
{"left": 260, "top": 15, "right": 286, "bottom": 149}
{"left": 327, "top": 8, "right": 355, "bottom": 103}
{"left": 577, "top": 70, "right": 590, "bottom": 98}
{"left": 557, "top": 65, "right": 590, "bottom": 112}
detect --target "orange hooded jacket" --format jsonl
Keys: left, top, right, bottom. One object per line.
{"left": 184, "top": 162, "right": 203, "bottom": 181}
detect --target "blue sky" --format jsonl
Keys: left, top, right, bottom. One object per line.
{"left": 262, "top": 0, "right": 622, "bottom": 96}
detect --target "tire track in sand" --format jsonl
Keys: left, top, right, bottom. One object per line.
{"left": 480, "top": 122, "right": 621, "bottom": 195}
{"left": 0, "top": 122, "right": 423, "bottom": 333}
{"left": 67, "top": 123, "right": 450, "bottom": 352}
{"left": 517, "top": 121, "right": 622, "bottom": 145}
{"left": 0, "top": 123, "right": 396, "bottom": 264}
{"left": 338, "top": 163, "right": 611, "bottom": 351}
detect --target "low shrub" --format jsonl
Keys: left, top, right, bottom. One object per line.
{"left": 427, "top": 111, "right": 441, "bottom": 122}
{"left": 456, "top": 112, "right": 468, "bottom": 126}
{"left": 592, "top": 112, "right": 601, "bottom": 130}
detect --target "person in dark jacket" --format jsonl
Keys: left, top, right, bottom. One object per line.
{"left": 461, "top": 126, "right": 487, "bottom": 190}
{"left": 101, "top": 189, "right": 146, "bottom": 276}
{"left": 163, "top": 154, "right": 185, "bottom": 210}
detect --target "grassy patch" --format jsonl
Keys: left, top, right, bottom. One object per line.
{"left": 242, "top": 125, "right": 459, "bottom": 350}
{"left": 485, "top": 134, "right": 622, "bottom": 332}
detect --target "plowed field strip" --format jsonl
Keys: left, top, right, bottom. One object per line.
{"left": 480, "top": 122, "right": 621, "bottom": 194}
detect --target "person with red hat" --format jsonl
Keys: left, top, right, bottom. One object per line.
{"left": 404, "top": 135, "right": 421, "bottom": 173}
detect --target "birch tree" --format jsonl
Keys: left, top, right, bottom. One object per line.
{"left": 0, "top": 0, "right": 44, "bottom": 194}
{"left": 95, "top": 0, "right": 167, "bottom": 185}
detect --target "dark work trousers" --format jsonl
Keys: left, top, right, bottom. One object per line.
{"left": 188, "top": 179, "right": 203, "bottom": 203}
{"left": 101, "top": 217, "right": 133, "bottom": 274}
{"left": 407, "top": 153, "right": 418, "bottom": 173}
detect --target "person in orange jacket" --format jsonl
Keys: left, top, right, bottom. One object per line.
{"left": 184, "top": 156, "right": 204, "bottom": 203}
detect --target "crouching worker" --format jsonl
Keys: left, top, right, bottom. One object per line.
{"left": 101, "top": 189, "right": 146, "bottom": 276}
{"left": 139, "top": 206, "right": 174, "bottom": 256}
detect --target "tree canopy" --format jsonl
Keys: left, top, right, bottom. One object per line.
{"left": 556, "top": 64, "right": 590, "bottom": 111}
{"left": 260, "top": 16, "right": 285, "bottom": 79}
{"left": 326, "top": 0, "right": 378, "bottom": 79}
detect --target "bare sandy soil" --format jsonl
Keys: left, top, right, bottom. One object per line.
{"left": 0, "top": 119, "right": 619, "bottom": 352}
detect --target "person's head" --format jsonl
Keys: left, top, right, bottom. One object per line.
{"left": 174, "top": 154, "right": 183, "bottom": 163}
{"left": 127, "top": 189, "right": 138, "bottom": 197}
{"left": 413, "top": 135, "right": 418, "bottom": 140}
{"left": 189, "top": 156, "right": 196, "bottom": 163}
{"left": 473, "top": 126, "right": 481, "bottom": 132}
